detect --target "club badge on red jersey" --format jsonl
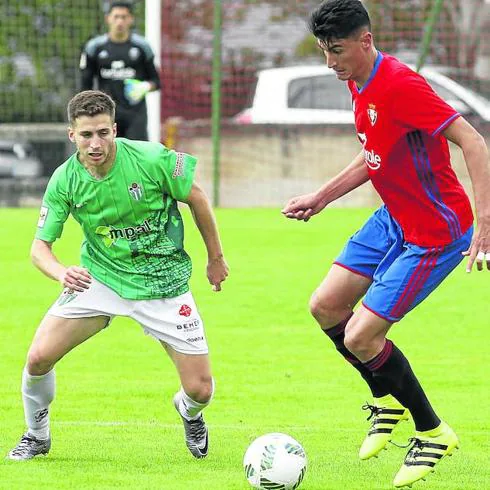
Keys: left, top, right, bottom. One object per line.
{"left": 368, "top": 103, "right": 378, "bottom": 126}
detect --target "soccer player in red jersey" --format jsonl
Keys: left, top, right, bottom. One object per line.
{"left": 282, "top": 0, "right": 490, "bottom": 487}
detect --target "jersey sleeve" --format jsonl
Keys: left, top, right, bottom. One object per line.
{"left": 157, "top": 147, "right": 197, "bottom": 201}
{"left": 133, "top": 35, "right": 161, "bottom": 89}
{"left": 392, "top": 72, "right": 460, "bottom": 136}
{"left": 35, "top": 171, "right": 71, "bottom": 242}
{"left": 79, "top": 38, "right": 98, "bottom": 90}
{"left": 143, "top": 58, "right": 161, "bottom": 90}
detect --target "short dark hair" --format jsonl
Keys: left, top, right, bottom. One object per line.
{"left": 67, "top": 90, "right": 116, "bottom": 125}
{"left": 107, "top": 1, "right": 134, "bottom": 14}
{"left": 309, "top": 0, "right": 371, "bottom": 45}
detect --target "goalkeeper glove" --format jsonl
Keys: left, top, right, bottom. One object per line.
{"left": 124, "top": 79, "right": 152, "bottom": 105}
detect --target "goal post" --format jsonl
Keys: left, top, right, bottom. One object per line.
{"left": 145, "top": 0, "right": 161, "bottom": 143}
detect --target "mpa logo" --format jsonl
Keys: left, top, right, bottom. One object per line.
{"left": 95, "top": 219, "right": 151, "bottom": 247}
{"left": 179, "top": 304, "right": 192, "bottom": 317}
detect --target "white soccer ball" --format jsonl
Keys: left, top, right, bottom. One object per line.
{"left": 243, "top": 433, "right": 307, "bottom": 490}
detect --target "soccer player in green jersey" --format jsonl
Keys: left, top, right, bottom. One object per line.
{"left": 7, "top": 90, "right": 228, "bottom": 461}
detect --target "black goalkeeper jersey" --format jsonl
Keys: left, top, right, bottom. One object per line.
{"left": 80, "top": 33, "right": 161, "bottom": 111}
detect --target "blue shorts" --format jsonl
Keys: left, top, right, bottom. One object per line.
{"left": 335, "top": 206, "right": 473, "bottom": 322}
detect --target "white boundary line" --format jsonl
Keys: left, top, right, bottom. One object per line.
{"left": 55, "top": 421, "right": 345, "bottom": 431}
{"left": 54, "top": 421, "right": 490, "bottom": 436}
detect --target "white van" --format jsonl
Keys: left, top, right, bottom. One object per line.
{"left": 234, "top": 64, "right": 490, "bottom": 125}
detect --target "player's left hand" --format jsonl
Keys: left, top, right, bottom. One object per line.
{"left": 462, "top": 219, "right": 490, "bottom": 272}
{"left": 124, "top": 79, "right": 151, "bottom": 105}
{"left": 207, "top": 255, "right": 229, "bottom": 292}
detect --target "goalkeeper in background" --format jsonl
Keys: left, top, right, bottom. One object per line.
{"left": 79, "top": 0, "right": 160, "bottom": 140}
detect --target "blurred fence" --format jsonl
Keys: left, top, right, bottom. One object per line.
{"left": 1, "top": 0, "right": 490, "bottom": 207}
{"left": 169, "top": 120, "right": 487, "bottom": 208}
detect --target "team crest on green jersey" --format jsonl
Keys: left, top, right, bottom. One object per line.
{"left": 128, "top": 182, "right": 143, "bottom": 200}
{"left": 96, "top": 219, "right": 151, "bottom": 247}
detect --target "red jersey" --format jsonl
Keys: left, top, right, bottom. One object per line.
{"left": 348, "top": 53, "right": 473, "bottom": 246}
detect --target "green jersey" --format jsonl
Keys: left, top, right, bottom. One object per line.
{"left": 36, "top": 138, "right": 197, "bottom": 300}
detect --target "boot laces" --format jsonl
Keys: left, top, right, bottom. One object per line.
{"left": 388, "top": 437, "right": 426, "bottom": 463}
{"left": 405, "top": 437, "right": 427, "bottom": 463}
{"left": 187, "top": 416, "right": 206, "bottom": 442}
{"left": 362, "top": 403, "right": 382, "bottom": 422}
{"left": 11, "top": 435, "right": 37, "bottom": 456}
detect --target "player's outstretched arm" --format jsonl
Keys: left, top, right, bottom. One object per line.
{"left": 282, "top": 150, "right": 369, "bottom": 221}
{"left": 31, "top": 239, "right": 92, "bottom": 291}
{"left": 443, "top": 117, "right": 490, "bottom": 272}
{"left": 182, "top": 183, "right": 229, "bottom": 292}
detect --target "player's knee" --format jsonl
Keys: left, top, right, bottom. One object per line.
{"left": 185, "top": 375, "right": 214, "bottom": 403}
{"left": 26, "top": 348, "right": 55, "bottom": 375}
{"left": 343, "top": 326, "right": 369, "bottom": 357}
{"left": 309, "top": 291, "right": 347, "bottom": 327}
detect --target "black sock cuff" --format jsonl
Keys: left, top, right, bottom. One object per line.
{"left": 364, "top": 340, "right": 394, "bottom": 371}
{"left": 322, "top": 312, "right": 353, "bottom": 339}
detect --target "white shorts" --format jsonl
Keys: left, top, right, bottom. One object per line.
{"left": 47, "top": 277, "right": 208, "bottom": 355}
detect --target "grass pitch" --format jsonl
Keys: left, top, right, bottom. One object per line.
{"left": 0, "top": 207, "right": 488, "bottom": 490}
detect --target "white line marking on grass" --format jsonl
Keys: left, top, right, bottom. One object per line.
{"left": 55, "top": 421, "right": 351, "bottom": 431}
{"left": 57, "top": 421, "right": 183, "bottom": 428}
{"left": 55, "top": 421, "right": 490, "bottom": 436}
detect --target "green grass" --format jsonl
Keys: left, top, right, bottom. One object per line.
{"left": 0, "top": 207, "right": 488, "bottom": 490}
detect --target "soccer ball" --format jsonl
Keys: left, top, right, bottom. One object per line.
{"left": 243, "top": 433, "right": 307, "bottom": 490}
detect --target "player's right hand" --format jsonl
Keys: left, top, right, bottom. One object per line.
{"left": 58, "top": 266, "right": 92, "bottom": 292}
{"left": 462, "top": 219, "right": 490, "bottom": 272}
{"left": 281, "top": 192, "right": 327, "bottom": 221}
